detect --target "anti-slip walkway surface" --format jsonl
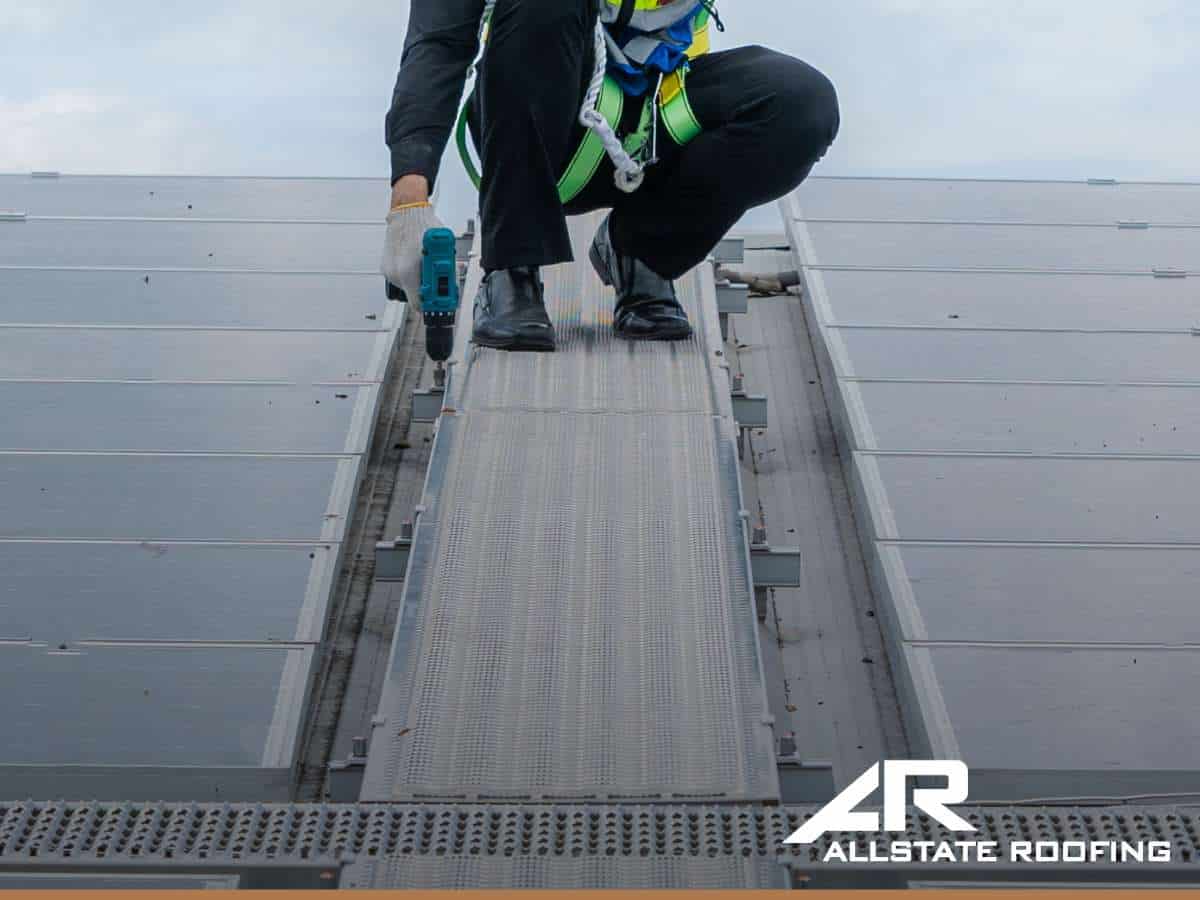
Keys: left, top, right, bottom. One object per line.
{"left": 360, "top": 214, "right": 779, "bottom": 804}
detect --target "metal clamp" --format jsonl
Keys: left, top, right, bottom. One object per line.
{"left": 716, "top": 280, "right": 750, "bottom": 341}
{"left": 711, "top": 236, "right": 746, "bottom": 265}
{"left": 731, "top": 373, "right": 768, "bottom": 460}
{"left": 326, "top": 736, "right": 370, "bottom": 802}
{"left": 375, "top": 521, "right": 415, "bottom": 582}
{"left": 749, "top": 525, "right": 801, "bottom": 622}
{"left": 412, "top": 387, "right": 448, "bottom": 423}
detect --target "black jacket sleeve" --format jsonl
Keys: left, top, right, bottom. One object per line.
{"left": 385, "top": 0, "right": 485, "bottom": 187}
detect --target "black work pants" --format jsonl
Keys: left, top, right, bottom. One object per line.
{"left": 475, "top": 0, "right": 840, "bottom": 278}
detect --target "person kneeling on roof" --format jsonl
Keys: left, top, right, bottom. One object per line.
{"left": 381, "top": 0, "right": 839, "bottom": 352}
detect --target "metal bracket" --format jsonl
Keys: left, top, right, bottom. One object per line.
{"left": 732, "top": 375, "right": 768, "bottom": 461}
{"left": 748, "top": 524, "right": 801, "bottom": 622}
{"left": 776, "top": 751, "right": 835, "bottom": 804}
{"left": 717, "top": 281, "right": 750, "bottom": 315}
{"left": 1117, "top": 220, "right": 1150, "bottom": 230}
{"left": 712, "top": 236, "right": 745, "bottom": 265}
{"left": 412, "top": 387, "right": 447, "bottom": 423}
{"left": 751, "top": 548, "right": 801, "bottom": 620}
{"left": 375, "top": 521, "right": 414, "bottom": 582}
{"left": 31, "top": 171, "right": 60, "bottom": 179}
{"left": 0, "top": 211, "right": 27, "bottom": 222}
{"left": 732, "top": 390, "right": 768, "bottom": 429}
{"left": 1153, "top": 268, "right": 1188, "bottom": 279}
{"left": 326, "top": 737, "right": 369, "bottom": 803}
{"left": 716, "top": 281, "right": 750, "bottom": 341}
{"left": 374, "top": 539, "right": 411, "bottom": 581}
{"left": 751, "top": 544, "right": 802, "bottom": 587}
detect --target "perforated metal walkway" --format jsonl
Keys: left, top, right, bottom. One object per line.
{"left": 360, "top": 214, "right": 778, "bottom": 805}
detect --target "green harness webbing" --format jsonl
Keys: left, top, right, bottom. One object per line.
{"left": 455, "top": 63, "right": 703, "bottom": 205}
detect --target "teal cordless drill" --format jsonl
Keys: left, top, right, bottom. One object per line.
{"left": 388, "top": 227, "right": 460, "bottom": 387}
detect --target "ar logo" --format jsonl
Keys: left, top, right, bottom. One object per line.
{"left": 785, "top": 761, "right": 976, "bottom": 844}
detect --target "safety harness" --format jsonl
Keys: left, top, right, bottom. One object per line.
{"left": 455, "top": 2, "right": 716, "bottom": 205}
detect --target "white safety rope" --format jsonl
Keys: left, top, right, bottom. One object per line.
{"left": 579, "top": 18, "right": 645, "bottom": 193}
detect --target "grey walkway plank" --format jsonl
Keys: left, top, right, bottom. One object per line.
{"left": 361, "top": 215, "right": 777, "bottom": 803}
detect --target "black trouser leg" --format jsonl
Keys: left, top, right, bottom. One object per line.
{"left": 477, "top": 0, "right": 593, "bottom": 271}
{"left": 569, "top": 46, "right": 840, "bottom": 279}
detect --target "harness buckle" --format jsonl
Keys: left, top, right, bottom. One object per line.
{"left": 658, "top": 69, "right": 686, "bottom": 107}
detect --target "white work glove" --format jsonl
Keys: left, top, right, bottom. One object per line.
{"left": 380, "top": 201, "right": 446, "bottom": 311}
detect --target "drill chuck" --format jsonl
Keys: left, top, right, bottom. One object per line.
{"left": 424, "top": 312, "right": 456, "bottom": 362}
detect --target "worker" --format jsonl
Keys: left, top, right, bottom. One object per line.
{"left": 381, "top": 0, "right": 839, "bottom": 352}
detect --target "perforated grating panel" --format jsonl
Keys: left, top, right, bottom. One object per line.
{"left": 342, "top": 856, "right": 786, "bottom": 889}
{"left": 2, "top": 802, "right": 1198, "bottom": 870}
{"left": 361, "top": 215, "right": 775, "bottom": 803}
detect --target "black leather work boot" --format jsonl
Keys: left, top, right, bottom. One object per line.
{"left": 470, "top": 266, "right": 557, "bottom": 352}
{"left": 588, "top": 214, "right": 693, "bottom": 342}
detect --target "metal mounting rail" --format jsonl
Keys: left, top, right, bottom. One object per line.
{"left": 360, "top": 214, "right": 778, "bottom": 807}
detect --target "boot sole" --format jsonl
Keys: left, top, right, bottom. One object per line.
{"left": 471, "top": 333, "right": 557, "bottom": 353}
{"left": 615, "top": 327, "right": 694, "bottom": 342}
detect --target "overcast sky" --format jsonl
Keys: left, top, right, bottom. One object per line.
{"left": 3, "top": 1, "right": 1198, "bottom": 229}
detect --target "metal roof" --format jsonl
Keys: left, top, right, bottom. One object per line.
{"left": 784, "top": 176, "right": 1200, "bottom": 801}
{"left": 4, "top": 168, "right": 1196, "bottom": 885}
{"left": 0, "top": 173, "right": 402, "bottom": 801}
